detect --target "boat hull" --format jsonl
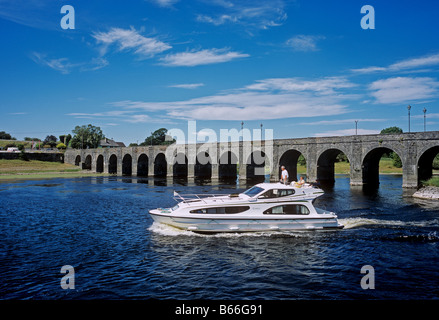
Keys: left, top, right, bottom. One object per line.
{"left": 149, "top": 211, "right": 344, "bottom": 233}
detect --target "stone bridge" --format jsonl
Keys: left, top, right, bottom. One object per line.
{"left": 64, "top": 131, "right": 439, "bottom": 188}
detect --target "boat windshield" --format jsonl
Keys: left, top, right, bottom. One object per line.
{"left": 243, "top": 186, "right": 264, "bottom": 197}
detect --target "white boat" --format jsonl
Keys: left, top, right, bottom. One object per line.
{"left": 148, "top": 182, "right": 344, "bottom": 233}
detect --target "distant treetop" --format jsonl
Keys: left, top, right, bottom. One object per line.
{"left": 380, "top": 126, "right": 403, "bottom": 134}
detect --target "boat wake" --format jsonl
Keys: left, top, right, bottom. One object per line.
{"left": 339, "top": 217, "right": 439, "bottom": 229}
{"left": 147, "top": 222, "right": 311, "bottom": 238}
{"left": 385, "top": 231, "right": 439, "bottom": 243}
{"left": 148, "top": 218, "right": 439, "bottom": 237}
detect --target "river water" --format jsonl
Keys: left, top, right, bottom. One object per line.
{"left": 0, "top": 174, "right": 438, "bottom": 300}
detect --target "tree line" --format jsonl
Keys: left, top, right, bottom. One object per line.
{"left": 1, "top": 126, "right": 174, "bottom": 150}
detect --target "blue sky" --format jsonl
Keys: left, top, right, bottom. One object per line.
{"left": 1, "top": 0, "right": 439, "bottom": 145}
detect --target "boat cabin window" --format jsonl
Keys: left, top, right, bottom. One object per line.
{"left": 263, "top": 204, "right": 310, "bottom": 215}
{"left": 258, "top": 189, "right": 295, "bottom": 199}
{"left": 243, "top": 186, "right": 264, "bottom": 197}
{"left": 190, "top": 206, "right": 250, "bottom": 214}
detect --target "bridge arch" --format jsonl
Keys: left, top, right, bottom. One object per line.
{"left": 75, "top": 155, "right": 81, "bottom": 166}
{"left": 122, "top": 154, "right": 132, "bottom": 176}
{"left": 83, "top": 154, "right": 92, "bottom": 170}
{"left": 417, "top": 146, "right": 439, "bottom": 183}
{"left": 96, "top": 155, "right": 104, "bottom": 173}
{"left": 317, "top": 148, "right": 350, "bottom": 185}
{"left": 109, "top": 154, "right": 117, "bottom": 174}
{"left": 219, "top": 151, "right": 238, "bottom": 180}
{"left": 173, "top": 153, "right": 188, "bottom": 177}
{"left": 246, "top": 150, "right": 266, "bottom": 182}
{"left": 154, "top": 153, "right": 167, "bottom": 177}
{"left": 195, "top": 152, "right": 212, "bottom": 178}
{"left": 137, "top": 154, "right": 148, "bottom": 177}
{"left": 362, "top": 147, "right": 403, "bottom": 186}
{"left": 279, "top": 149, "right": 305, "bottom": 182}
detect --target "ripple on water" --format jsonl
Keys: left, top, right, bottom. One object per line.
{"left": 0, "top": 175, "right": 438, "bottom": 299}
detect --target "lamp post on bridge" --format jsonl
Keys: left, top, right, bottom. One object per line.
{"left": 407, "top": 105, "right": 411, "bottom": 133}
{"left": 423, "top": 107, "right": 427, "bottom": 132}
{"left": 355, "top": 120, "right": 358, "bottom": 135}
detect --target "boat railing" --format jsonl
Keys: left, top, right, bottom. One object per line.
{"left": 173, "top": 192, "right": 241, "bottom": 205}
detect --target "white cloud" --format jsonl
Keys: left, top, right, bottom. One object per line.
{"left": 92, "top": 27, "right": 171, "bottom": 59}
{"left": 31, "top": 52, "right": 108, "bottom": 74}
{"left": 66, "top": 109, "right": 174, "bottom": 124}
{"left": 389, "top": 53, "right": 439, "bottom": 71}
{"left": 196, "top": 14, "right": 238, "bottom": 26}
{"left": 112, "top": 76, "right": 355, "bottom": 121}
{"left": 351, "top": 52, "right": 439, "bottom": 74}
{"left": 245, "top": 77, "right": 354, "bottom": 94}
{"left": 124, "top": 114, "right": 151, "bottom": 123}
{"left": 150, "top": 0, "right": 179, "bottom": 7}
{"left": 159, "top": 48, "right": 249, "bottom": 66}
{"left": 168, "top": 83, "right": 205, "bottom": 89}
{"left": 80, "top": 57, "right": 109, "bottom": 72}
{"left": 30, "top": 52, "right": 78, "bottom": 74}
{"left": 300, "top": 118, "right": 386, "bottom": 125}
{"left": 413, "top": 112, "right": 439, "bottom": 119}
{"left": 66, "top": 110, "right": 133, "bottom": 118}
{"left": 195, "top": 0, "right": 287, "bottom": 31}
{"left": 350, "top": 66, "right": 387, "bottom": 74}
{"left": 369, "top": 77, "right": 439, "bottom": 104}
{"left": 314, "top": 129, "right": 380, "bottom": 137}
{"left": 285, "top": 35, "right": 325, "bottom": 52}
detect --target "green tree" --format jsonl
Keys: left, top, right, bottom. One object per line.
{"left": 24, "top": 137, "right": 41, "bottom": 142}
{"left": 336, "top": 153, "right": 349, "bottom": 163}
{"left": 433, "top": 154, "right": 439, "bottom": 170}
{"left": 70, "top": 124, "right": 105, "bottom": 149}
{"left": 65, "top": 134, "right": 72, "bottom": 147}
{"left": 43, "top": 135, "right": 58, "bottom": 147}
{"left": 380, "top": 126, "right": 403, "bottom": 134}
{"left": 140, "top": 128, "right": 175, "bottom": 146}
{"left": 391, "top": 152, "right": 402, "bottom": 168}
{"left": 297, "top": 154, "right": 306, "bottom": 166}
{"left": 0, "top": 131, "right": 15, "bottom": 140}
{"left": 57, "top": 143, "right": 67, "bottom": 150}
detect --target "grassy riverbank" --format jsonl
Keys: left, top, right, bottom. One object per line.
{"left": 422, "top": 176, "right": 439, "bottom": 187}
{"left": 0, "top": 159, "right": 108, "bottom": 180}
{"left": 297, "top": 157, "right": 403, "bottom": 174}
{"left": 0, "top": 157, "right": 411, "bottom": 181}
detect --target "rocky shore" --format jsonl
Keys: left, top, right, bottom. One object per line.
{"left": 412, "top": 186, "right": 439, "bottom": 200}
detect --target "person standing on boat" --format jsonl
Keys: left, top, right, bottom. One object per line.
{"left": 280, "top": 166, "right": 289, "bottom": 184}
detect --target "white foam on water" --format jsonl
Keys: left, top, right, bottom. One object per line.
{"left": 147, "top": 222, "right": 309, "bottom": 238}
{"left": 149, "top": 218, "right": 439, "bottom": 236}
{"left": 148, "top": 222, "right": 198, "bottom": 237}
{"left": 339, "top": 217, "right": 439, "bottom": 229}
